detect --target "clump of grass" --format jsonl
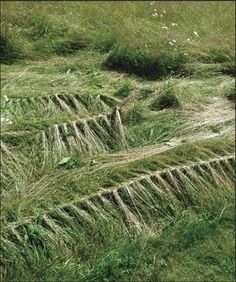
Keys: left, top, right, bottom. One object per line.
{"left": 104, "top": 45, "right": 187, "bottom": 79}
{"left": 57, "top": 156, "right": 85, "bottom": 169}
{"left": 217, "top": 78, "right": 235, "bottom": 102}
{"left": 29, "top": 14, "right": 52, "bottom": 40}
{"left": 209, "top": 47, "right": 232, "bottom": 63}
{"left": 209, "top": 124, "right": 221, "bottom": 134}
{"left": 53, "top": 36, "right": 88, "bottom": 56}
{"left": 149, "top": 82, "right": 180, "bottom": 111}
{"left": 221, "top": 62, "right": 235, "bottom": 77}
{"left": 150, "top": 93, "right": 180, "bottom": 111}
{"left": 114, "top": 81, "right": 134, "bottom": 98}
{"left": 0, "top": 35, "right": 22, "bottom": 64}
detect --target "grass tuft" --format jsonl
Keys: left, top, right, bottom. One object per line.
{"left": 53, "top": 37, "right": 89, "bottom": 56}
{"left": 149, "top": 81, "right": 181, "bottom": 111}
{"left": 114, "top": 81, "right": 134, "bottom": 98}
{"left": 104, "top": 45, "right": 187, "bottom": 79}
{"left": 0, "top": 35, "right": 22, "bottom": 64}
{"left": 221, "top": 62, "right": 236, "bottom": 77}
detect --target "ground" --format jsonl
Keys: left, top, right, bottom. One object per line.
{"left": 1, "top": 2, "right": 235, "bottom": 282}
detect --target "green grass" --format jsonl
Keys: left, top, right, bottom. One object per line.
{"left": 2, "top": 135, "right": 234, "bottom": 223}
{"left": 1, "top": 2, "right": 235, "bottom": 281}
{"left": 1, "top": 2, "right": 235, "bottom": 71}
{"left": 1, "top": 49, "right": 235, "bottom": 280}
{"left": 104, "top": 45, "right": 187, "bottom": 78}
{"left": 149, "top": 81, "right": 181, "bottom": 110}
{"left": 2, "top": 208, "right": 235, "bottom": 282}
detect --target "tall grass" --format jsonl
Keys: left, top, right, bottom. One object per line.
{"left": 1, "top": 155, "right": 235, "bottom": 281}
{"left": 1, "top": 1, "right": 235, "bottom": 70}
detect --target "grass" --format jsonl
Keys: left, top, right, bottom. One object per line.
{"left": 2, "top": 191, "right": 235, "bottom": 282}
{"left": 104, "top": 45, "right": 187, "bottom": 79}
{"left": 1, "top": 2, "right": 235, "bottom": 73}
{"left": 149, "top": 81, "right": 181, "bottom": 110}
{"left": 1, "top": 51, "right": 235, "bottom": 268}
{"left": 2, "top": 135, "right": 234, "bottom": 225}
{"left": 114, "top": 81, "right": 134, "bottom": 98}
{"left": 1, "top": 2, "right": 235, "bottom": 281}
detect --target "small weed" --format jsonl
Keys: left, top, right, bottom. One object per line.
{"left": 209, "top": 125, "right": 221, "bottom": 134}
{"left": 57, "top": 157, "right": 85, "bottom": 169}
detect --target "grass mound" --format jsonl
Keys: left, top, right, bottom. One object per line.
{"left": 104, "top": 45, "right": 187, "bottom": 79}
{"left": 149, "top": 82, "right": 180, "bottom": 111}
{"left": 0, "top": 35, "right": 22, "bottom": 64}
{"left": 221, "top": 62, "right": 236, "bottom": 77}
{"left": 150, "top": 93, "right": 180, "bottom": 111}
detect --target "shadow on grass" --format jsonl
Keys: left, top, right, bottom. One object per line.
{"left": 103, "top": 45, "right": 187, "bottom": 80}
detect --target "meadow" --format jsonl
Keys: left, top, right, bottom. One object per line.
{"left": 1, "top": 1, "right": 235, "bottom": 281}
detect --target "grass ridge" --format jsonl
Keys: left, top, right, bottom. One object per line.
{"left": 2, "top": 154, "right": 234, "bottom": 238}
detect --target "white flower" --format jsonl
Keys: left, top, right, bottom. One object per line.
{"left": 1, "top": 117, "right": 12, "bottom": 124}
{"left": 161, "top": 26, "right": 168, "bottom": 29}
{"left": 154, "top": 8, "right": 157, "bottom": 11}
{"left": 193, "top": 31, "right": 199, "bottom": 38}
{"left": 163, "top": 9, "right": 166, "bottom": 14}
{"left": 169, "top": 41, "right": 174, "bottom": 46}
{"left": 171, "top": 23, "right": 177, "bottom": 26}
{"left": 187, "top": 38, "right": 191, "bottom": 42}
{"left": 3, "top": 95, "right": 9, "bottom": 102}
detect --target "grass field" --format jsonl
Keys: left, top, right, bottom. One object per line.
{"left": 1, "top": 1, "right": 235, "bottom": 281}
